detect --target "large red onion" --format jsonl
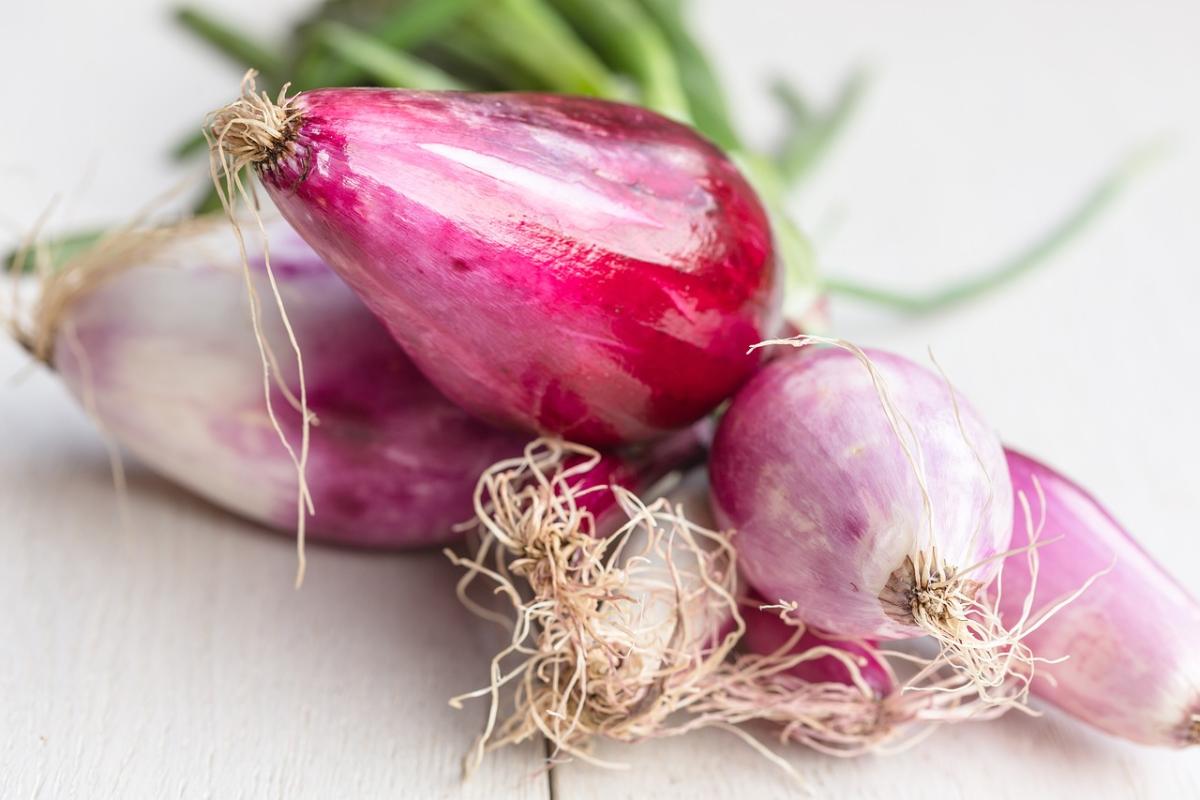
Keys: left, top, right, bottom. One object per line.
{"left": 209, "top": 80, "right": 780, "bottom": 445}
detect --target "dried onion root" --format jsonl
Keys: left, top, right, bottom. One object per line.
{"left": 696, "top": 602, "right": 1016, "bottom": 758}
{"left": 445, "top": 439, "right": 744, "bottom": 771}
{"left": 446, "top": 439, "right": 1003, "bottom": 778}
{"left": 206, "top": 70, "right": 314, "bottom": 585}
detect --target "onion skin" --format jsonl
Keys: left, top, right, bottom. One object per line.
{"left": 252, "top": 89, "right": 780, "bottom": 445}
{"left": 51, "top": 219, "right": 527, "bottom": 548}
{"left": 738, "top": 601, "right": 895, "bottom": 699}
{"left": 1000, "top": 449, "right": 1200, "bottom": 747}
{"left": 709, "top": 347, "right": 1012, "bottom": 640}
{"left": 565, "top": 429, "right": 707, "bottom": 527}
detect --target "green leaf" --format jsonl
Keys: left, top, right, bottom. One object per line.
{"left": 426, "top": 29, "right": 552, "bottom": 90}
{"left": 375, "top": 0, "right": 487, "bottom": 49}
{"left": 771, "top": 80, "right": 812, "bottom": 127}
{"left": 174, "top": 7, "right": 286, "bottom": 78}
{"left": 195, "top": 185, "right": 224, "bottom": 215}
{"left": 311, "top": 22, "right": 468, "bottom": 90}
{"left": 732, "top": 151, "right": 822, "bottom": 321}
{"left": 546, "top": 0, "right": 690, "bottom": 121}
{"left": 171, "top": 128, "right": 209, "bottom": 161}
{"left": 292, "top": 0, "right": 485, "bottom": 89}
{"left": 774, "top": 66, "right": 870, "bottom": 186}
{"left": 633, "top": 0, "right": 741, "bottom": 150}
{"left": 467, "top": 0, "right": 621, "bottom": 97}
{"left": 4, "top": 228, "right": 105, "bottom": 275}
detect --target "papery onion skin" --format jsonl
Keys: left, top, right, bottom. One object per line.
{"left": 738, "top": 600, "right": 895, "bottom": 699}
{"left": 1000, "top": 449, "right": 1200, "bottom": 747}
{"left": 51, "top": 218, "right": 527, "bottom": 548}
{"left": 252, "top": 89, "right": 780, "bottom": 446}
{"left": 709, "top": 347, "right": 1012, "bottom": 639}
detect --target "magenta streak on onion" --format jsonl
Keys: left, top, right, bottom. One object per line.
{"left": 214, "top": 83, "right": 781, "bottom": 446}
{"left": 49, "top": 218, "right": 528, "bottom": 548}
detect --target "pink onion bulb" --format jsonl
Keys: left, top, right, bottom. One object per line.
{"left": 32, "top": 216, "right": 527, "bottom": 548}
{"left": 1000, "top": 449, "right": 1200, "bottom": 747}
{"left": 710, "top": 340, "right": 1020, "bottom": 701}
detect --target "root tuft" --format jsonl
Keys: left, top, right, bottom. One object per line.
{"left": 446, "top": 439, "right": 744, "bottom": 773}
{"left": 448, "top": 439, "right": 1003, "bottom": 778}
{"left": 207, "top": 71, "right": 302, "bottom": 174}
{"left": 879, "top": 548, "right": 1032, "bottom": 706}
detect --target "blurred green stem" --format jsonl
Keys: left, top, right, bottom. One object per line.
{"left": 428, "top": 29, "right": 551, "bottom": 90}
{"left": 375, "top": 0, "right": 487, "bottom": 49}
{"left": 175, "top": 7, "right": 285, "bottom": 78}
{"left": 4, "top": 229, "right": 104, "bottom": 275}
{"left": 546, "top": 0, "right": 690, "bottom": 120}
{"left": 172, "top": 129, "right": 209, "bottom": 160}
{"left": 311, "top": 23, "right": 467, "bottom": 89}
{"left": 774, "top": 67, "right": 870, "bottom": 185}
{"left": 734, "top": 151, "right": 821, "bottom": 320}
{"left": 633, "top": 0, "right": 741, "bottom": 150}
{"left": 295, "top": 0, "right": 484, "bottom": 88}
{"left": 825, "top": 146, "right": 1163, "bottom": 313}
{"left": 467, "top": 0, "right": 621, "bottom": 97}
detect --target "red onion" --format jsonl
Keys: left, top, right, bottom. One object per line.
{"left": 1000, "top": 449, "right": 1200, "bottom": 747}
{"left": 739, "top": 600, "right": 895, "bottom": 699}
{"left": 208, "top": 76, "right": 780, "bottom": 445}
{"left": 23, "top": 216, "right": 527, "bottom": 548}
{"left": 710, "top": 339, "right": 1023, "bottom": 701}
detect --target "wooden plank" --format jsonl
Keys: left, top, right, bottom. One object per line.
{"left": 0, "top": 349, "right": 550, "bottom": 800}
{"left": 554, "top": 714, "right": 1200, "bottom": 800}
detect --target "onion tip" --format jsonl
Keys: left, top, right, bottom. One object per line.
{"left": 207, "top": 70, "right": 302, "bottom": 175}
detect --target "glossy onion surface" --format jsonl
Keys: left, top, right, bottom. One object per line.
{"left": 260, "top": 90, "right": 780, "bottom": 445}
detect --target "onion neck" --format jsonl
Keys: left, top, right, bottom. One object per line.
{"left": 877, "top": 549, "right": 1034, "bottom": 708}
{"left": 1187, "top": 712, "right": 1200, "bottom": 747}
{"left": 208, "top": 70, "right": 302, "bottom": 175}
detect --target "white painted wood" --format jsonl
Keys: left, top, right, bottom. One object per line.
{"left": 0, "top": 349, "right": 549, "bottom": 799}
{"left": 556, "top": 715, "right": 1200, "bottom": 800}
{"left": 2, "top": 0, "right": 1200, "bottom": 797}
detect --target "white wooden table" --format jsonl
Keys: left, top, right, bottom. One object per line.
{"left": 3, "top": 0, "right": 1199, "bottom": 796}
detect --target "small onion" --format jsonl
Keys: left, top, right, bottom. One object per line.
{"left": 1000, "top": 449, "right": 1200, "bottom": 747}
{"left": 711, "top": 339, "right": 1024, "bottom": 702}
